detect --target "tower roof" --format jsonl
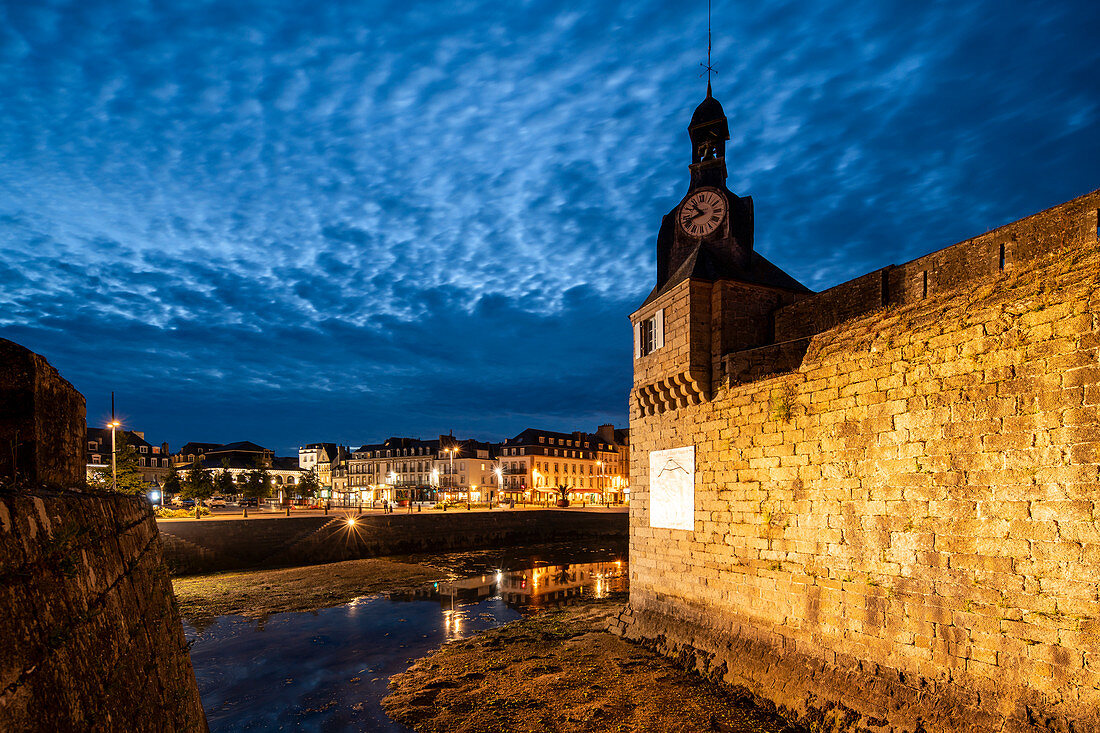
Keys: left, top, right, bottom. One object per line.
{"left": 689, "top": 84, "right": 727, "bottom": 131}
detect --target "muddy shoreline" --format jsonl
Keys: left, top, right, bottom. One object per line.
{"left": 173, "top": 541, "right": 802, "bottom": 732}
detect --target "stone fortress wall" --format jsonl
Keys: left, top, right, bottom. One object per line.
{"left": 0, "top": 338, "right": 207, "bottom": 732}
{"left": 618, "top": 190, "right": 1100, "bottom": 731}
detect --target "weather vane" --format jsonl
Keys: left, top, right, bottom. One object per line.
{"left": 699, "top": 0, "right": 717, "bottom": 91}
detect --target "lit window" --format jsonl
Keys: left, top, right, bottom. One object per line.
{"left": 635, "top": 308, "right": 665, "bottom": 357}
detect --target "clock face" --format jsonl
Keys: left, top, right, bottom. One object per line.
{"left": 679, "top": 190, "right": 727, "bottom": 237}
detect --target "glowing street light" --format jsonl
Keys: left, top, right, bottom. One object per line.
{"left": 443, "top": 444, "right": 459, "bottom": 497}
{"left": 108, "top": 419, "right": 121, "bottom": 491}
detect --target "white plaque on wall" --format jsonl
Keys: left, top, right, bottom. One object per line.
{"left": 649, "top": 446, "right": 695, "bottom": 531}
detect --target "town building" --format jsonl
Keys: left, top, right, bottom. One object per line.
{"left": 171, "top": 442, "right": 222, "bottom": 466}
{"left": 594, "top": 424, "right": 629, "bottom": 503}
{"left": 330, "top": 426, "right": 627, "bottom": 505}
{"left": 497, "top": 427, "right": 624, "bottom": 504}
{"left": 347, "top": 437, "right": 441, "bottom": 505}
{"left": 174, "top": 440, "right": 304, "bottom": 499}
{"left": 329, "top": 445, "right": 350, "bottom": 501}
{"left": 436, "top": 436, "right": 494, "bottom": 503}
{"left": 299, "top": 442, "right": 339, "bottom": 490}
{"left": 86, "top": 428, "right": 171, "bottom": 487}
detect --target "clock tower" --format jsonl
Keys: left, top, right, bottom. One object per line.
{"left": 631, "top": 85, "right": 810, "bottom": 416}
{"left": 654, "top": 82, "right": 760, "bottom": 293}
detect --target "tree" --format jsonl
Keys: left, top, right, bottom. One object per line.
{"left": 92, "top": 432, "right": 149, "bottom": 495}
{"left": 241, "top": 465, "right": 272, "bottom": 502}
{"left": 298, "top": 468, "right": 320, "bottom": 498}
{"left": 163, "top": 462, "right": 181, "bottom": 496}
{"left": 214, "top": 459, "right": 235, "bottom": 496}
{"left": 180, "top": 456, "right": 214, "bottom": 502}
{"left": 556, "top": 484, "right": 570, "bottom": 507}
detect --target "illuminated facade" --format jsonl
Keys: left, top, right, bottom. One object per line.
{"left": 498, "top": 427, "right": 628, "bottom": 504}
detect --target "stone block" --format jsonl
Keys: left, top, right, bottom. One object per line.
{"left": 0, "top": 338, "right": 86, "bottom": 490}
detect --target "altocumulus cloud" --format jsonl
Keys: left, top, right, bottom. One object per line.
{"left": 0, "top": 0, "right": 1096, "bottom": 453}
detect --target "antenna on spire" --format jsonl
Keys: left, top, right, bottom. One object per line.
{"left": 699, "top": 0, "right": 717, "bottom": 94}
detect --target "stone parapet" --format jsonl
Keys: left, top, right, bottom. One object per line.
{"left": 0, "top": 338, "right": 86, "bottom": 490}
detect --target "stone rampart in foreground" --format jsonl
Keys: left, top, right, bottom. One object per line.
{"left": 0, "top": 490, "right": 208, "bottom": 732}
{"left": 624, "top": 192, "right": 1100, "bottom": 731}
{"left": 159, "top": 509, "right": 628, "bottom": 575}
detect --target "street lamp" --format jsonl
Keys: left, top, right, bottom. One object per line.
{"left": 596, "top": 460, "right": 603, "bottom": 504}
{"left": 494, "top": 465, "right": 503, "bottom": 508}
{"left": 444, "top": 445, "right": 458, "bottom": 499}
{"left": 108, "top": 419, "right": 121, "bottom": 491}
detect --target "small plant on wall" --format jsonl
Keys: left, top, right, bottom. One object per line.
{"left": 768, "top": 382, "right": 795, "bottom": 423}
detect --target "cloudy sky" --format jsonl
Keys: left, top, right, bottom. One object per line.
{"left": 1, "top": 0, "right": 1097, "bottom": 455}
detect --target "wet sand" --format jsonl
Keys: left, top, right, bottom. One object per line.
{"left": 171, "top": 557, "right": 446, "bottom": 624}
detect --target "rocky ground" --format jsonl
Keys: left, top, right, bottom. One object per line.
{"left": 383, "top": 597, "right": 804, "bottom": 733}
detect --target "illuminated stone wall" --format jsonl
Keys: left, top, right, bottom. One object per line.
{"left": 159, "top": 509, "right": 628, "bottom": 575}
{"left": 619, "top": 191, "right": 1100, "bottom": 731}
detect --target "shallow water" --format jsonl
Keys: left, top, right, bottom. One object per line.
{"left": 186, "top": 546, "right": 628, "bottom": 732}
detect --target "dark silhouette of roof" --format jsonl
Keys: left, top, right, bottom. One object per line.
{"left": 87, "top": 428, "right": 153, "bottom": 449}
{"left": 505, "top": 428, "right": 614, "bottom": 452}
{"left": 177, "top": 442, "right": 221, "bottom": 456}
{"left": 211, "top": 441, "right": 267, "bottom": 453}
{"left": 690, "top": 87, "right": 726, "bottom": 130}
{"left": 642, "top": 240, "right": 811, "bottom": 307}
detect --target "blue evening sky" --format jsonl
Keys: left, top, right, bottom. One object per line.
{"left": 1, "top": 0, "right": 1097, "bottom": 455}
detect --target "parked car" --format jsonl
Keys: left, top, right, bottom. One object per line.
{"left": 239, "top": 497, "right": 258, "bottom": 507}
{"left": 176, "top": 498, "right": 195, "bottom": 508}
{"left": 206, "top": 496, "right": 226, "bottom": 507}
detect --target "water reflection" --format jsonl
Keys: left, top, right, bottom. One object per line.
{"left": 187, "top": 558, "right": 628, "bottom": 731}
